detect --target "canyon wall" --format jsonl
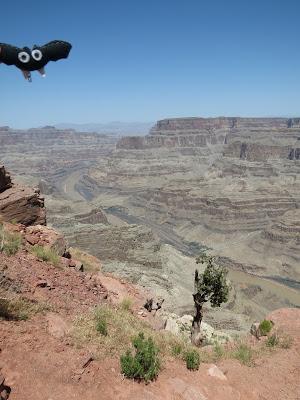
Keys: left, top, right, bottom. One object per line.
{"left": 117, "top": 117, "right": 300, "bottom": 161}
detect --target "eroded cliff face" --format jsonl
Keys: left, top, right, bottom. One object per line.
{"left": 117, "top": 117, "right": 300, "bottom": 160}
{"left": 152, "top": 117, "right": 289, "bottom": 131}
{"left": 0, "top": 165, "right": 46, "bottom": 225}
{"left": 94, "top": 117, "right": 300, "bottom": 284}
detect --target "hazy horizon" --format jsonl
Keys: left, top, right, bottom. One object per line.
{"left": 2, "top": 113, "right": 300, "bottom": 131}
{"left": 0, "top": 112, "right": 300, "bottom": 129}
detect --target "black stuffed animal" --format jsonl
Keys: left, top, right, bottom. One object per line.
{"left": 0, "top": 40, "right": 72, "bottom": 81}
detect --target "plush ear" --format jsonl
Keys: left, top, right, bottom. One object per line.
{"left": 0, "top": 43, "right": 21, "bottom": 66}
{"left": 40, "top": 40, "right": 72, "bottom": 62}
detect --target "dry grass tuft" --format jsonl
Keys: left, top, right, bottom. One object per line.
{"left": 0, "top": 296, "right": 51, "bottom": 321}
{"left": 30, "top": 245, "right": 60, "bottom": 267}
{"left": 72, "top": 304, "right": 196, "bottom": 361}
{"left": 71, "top": 306, "right": 294, "bottom": 366}
{"left": 0, "top": 224, "right": 22, "bottom": 256}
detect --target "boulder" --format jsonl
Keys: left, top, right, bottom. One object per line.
{"left": 207, "top": 364, "right": 227, "bottom": 381}
{"left": 162, "top": 312, "right": 231, "bottom": 345}
{"left": 250, "top": 322, "right": 261, "bottom": 339}
{"left": 0, "top": 371, "right": 11, "bottom": 400}
{"left": 164, "top": 318, "right": 180, "bottom": 335}
{"left": 68, "top": 259, "right": 84, "bottom": 272}
{"left": 168, "top": 378, "right": 208, "bottom": 400}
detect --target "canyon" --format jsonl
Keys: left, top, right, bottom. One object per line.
{"left": 0, "top": 118, "right": 299, "bottom": 332}
{"left": 0, "top": 161, "right": 299, "bottom": 400}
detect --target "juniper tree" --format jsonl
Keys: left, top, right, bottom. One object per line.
{"left": 191, "top": 252, "right": 230, "bottom": 343}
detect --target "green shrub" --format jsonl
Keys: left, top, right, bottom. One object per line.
{"left": 232, "top": 343, "right": 254, "bottom": 366}
{"left": 259, "top": 319, "right": 273, "bottom": 336}
{"left": 120, "top": 332, "right": 160, "bottom": 382}
{"left": 31, "top": 245, "right": 60, "bottom": 266}
{"left": 266, "top": 334, "right": 279, "bottom": 348}
{"left": 185, "top": 349, "right": 200, "bottom": 370}
{"left": 96, "top": 317, "right": 108, "bottom": 336}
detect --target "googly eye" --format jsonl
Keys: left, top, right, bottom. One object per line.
{"left": 31, "top": 49, "right": 42, "bottom": 61}
{"left": 18, "top": 51, "right": 30, "bottom": 63}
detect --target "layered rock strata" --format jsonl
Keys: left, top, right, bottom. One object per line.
{"left": 0, "top": 166, "right": 46, "bottom": 225}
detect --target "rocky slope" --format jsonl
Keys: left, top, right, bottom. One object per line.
{"left": 0, "top": 212, "right": 299, "bottom": 399}
{"left": 1, "top": 240, "right": 299, "bottom": 400}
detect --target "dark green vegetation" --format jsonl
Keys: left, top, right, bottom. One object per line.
{"left": 95, "top": 315, "right": 108, "bottom": 336}
{"left": 120, "top": 332, "right": 160, "bottom": 382}
{"left": 185, "top": 349, "right": 200, "bottom": 370}
{"left": 259, "top": 319, "right": 273, "bottom": 336}
{"left": 192, "top": 252, "right": 231, "bottom": 342}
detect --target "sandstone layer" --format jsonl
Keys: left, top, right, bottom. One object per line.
{"left": 0, "top": 165, "right": 46, "bottom": 225}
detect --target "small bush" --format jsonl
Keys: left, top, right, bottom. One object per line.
{"left": 266, "top": 334, "right": 279, "bottom": 348}
{"left": 259, "top": 319, "right": 273, "bottom": 336}
{"left": 171, "top": 343, "right": 183, "bottom": 357}
{"left": 232, "top": 343, "right": 254, "bottom": 366}
{"left": 185, "top": 349, "right": 200, "bottom": 370}
{"left": 31, "top": 245, "right": 60, "bottom": 266}
{"left": 96, "top": 317, "right": 108, "bottom": 336}
{"left": 120, "top": 332, "right": 160, "bottom": 382}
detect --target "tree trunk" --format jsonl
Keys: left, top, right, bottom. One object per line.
{"left": 191, "top": 269, "right": 205, "bottom": 346}
{"left": 192, "top": 297, "right": 203, "bottom": 331}
{"left": 191, "top": 295, "right": 204, "bottom": 345}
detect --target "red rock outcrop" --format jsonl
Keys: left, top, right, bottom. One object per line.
{"left": 25, "top": 225, "right": 67, "bottom": 255}
{"left": 0, "top": 166, "right": 12, "bottom": 193}
{"left": 0, "top": 166, "right": 46, "bottom": 226}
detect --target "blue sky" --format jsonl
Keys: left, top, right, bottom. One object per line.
{"left": 1, "top": 0, "right": 299, "bottom": 128}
